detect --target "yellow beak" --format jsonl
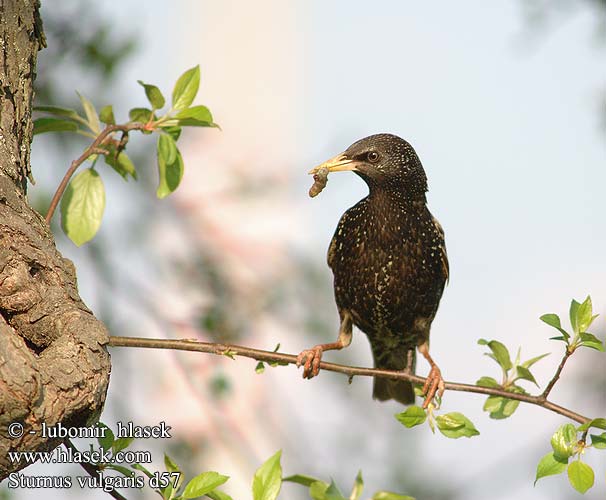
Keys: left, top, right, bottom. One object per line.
{"left": 308, "top": 153, "right": 356, "bottom": 175}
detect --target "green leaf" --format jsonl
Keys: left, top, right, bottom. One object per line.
{"left": 514, "top": 366, "right": 539, "bottom": 387}
{"left": 540, "top": 314, "right": 570, "bottom": 340}
{"left": 567, "top": 461, "right": 594, "bottom": 494}
{"left": 138, "top": 80, "right": 166, "bottom": 109}
{"left": 177, "top": 117, "right": 218, "bottom": 128}
{"left": 283, "top": 475, "right": 324, "bottom": 487}
{"left": 427, "top": 411, "right": 435, "bottom": 434}
{"left": 112, "top": 437, "right": 134, "bottom": 454}
{"left": 371, "top": 493, "right": 415, "bottom": 500}
{"left": 309, "top": 481, "right": 329, "bottom": 500}
{"left": 182, "top": 472, "right": 229, "bottom": 499}
{"left": 590, "top": 418, "right": 606, "bottom": 429}
{"left": 99, "top": 105, "right": 115, "bottom": 125}
{"left": 540, "top": 313, "right": 562, "bottom": 329}
{"left": 577, "top": 418, "right": 606, "bottom": 432}
{"left": 77, "top": 92, "right": 101, "bottom": 133}
{"left": 578, "top": 332, "right": 605, "bottom": 351}
{"left": 413, "top": 385, "right": 425, "bottom": 397}
{"left": 172, "top": 65, "right": 201, "bottom": 110}
{"left": 482, "top": 396, "right": 520, "bottom": 419}
{"left": 324, "top": 480, "right": 346, "bottom": 500}
{"left": 60, "top": 168, "right": 105, "bottom": 246}
{"left": 222, "top": 350, "right": 236, "bottom": 360}
{"left": 569, "top": 299, "right": 581, "bottom": 334}
{"left": 176, "top": 105, "right": 213, "bottom": 122}
{"left": 395, "top": 406, "right": 427, "bottom": 428}
{"left": 33, "top": 117, "right": 78, "bottom": 135}
{"left": 158, "top": 133, "right": 178, "bottom": 165}
{"left": 97, "top": 423, "right": 114, "bottom": 451}
{"left": 482, "top": 397, "right": 502, "bottom": 414}
{"left": 252, "top": 450, "right": 282, "bottom": 500}
{"left": 255, "top": 362, "right": 265, "bottom": 374}
{"left": 521, "top": 352, "right": 550, "bottom": 369}
{"left": 156, "top": 137, "right": 184, "bottom": 198}
{"left": 576, "top": 296, "right": 593, "bottom": 333}
{"left": 478, "top": 339, "right": 512, "bottom": 371}
{"left": 590, "top": 432, "right": 606, "bottom": 449}
{"left": 161, "top": 125, "right": 182, "bottom": 141}
{"left": 268, "top": 360, "right": 287, "bottom": 368}
{"left": 132, "top": 463, "right": 154, "bottom": 478}
{"left": 34, "top": 105, "right": 88, "bottom": 127}
{"left": 162, "top": 483, "right": 175, "bottom": 500}
{"left": 534, "top": 452, "right": 568, "bottom": 485}
{"left": 156, "top": 119, "right": 179, "bottom": 127}
{"left": 476, "top": 376, "right": 500, "bottom": 388}
{"left": 206, "top": 491, "right": 233, "bottom": 500}
{"left": 164, "top": 453, "right": 180, "bottom": 473}
{"left": 129, "top": 107, "right": 155, "bottom": 123}
{"left": 104, "top": 148, "right": 137, "bottom": 180}
{"left": 551, "top": 424, "right": 577, "bottom": 460}
{"left": 435, "top": 412, "right": 479, "bottom": 438}
{"left": 508, "top": 383, "right": 528, "bottom": 395}
{"left": 350, "top": 471, "right": 363, "bottom": 500}
{"left": 107, "top": 464, "right": 135, "bottom": 478}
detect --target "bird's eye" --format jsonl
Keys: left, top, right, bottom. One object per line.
{"left": 367, "top": 151, "right": 380, "bottom": 163}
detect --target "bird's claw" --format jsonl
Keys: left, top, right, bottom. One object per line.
{"left": 296, "top": 346, "right": 324, "bottom": 379}
{"left": 422, "top": 364, "right": 445, "bottom": 409}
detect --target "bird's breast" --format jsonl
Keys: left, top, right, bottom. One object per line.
{"left": 330, "top": 201, "right": 446, "bottom": 335}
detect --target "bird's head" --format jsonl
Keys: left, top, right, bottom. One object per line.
{"left": 310, "top": 134, "right": 428, "bottom": 199}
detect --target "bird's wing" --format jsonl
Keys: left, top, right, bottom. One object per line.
{"left": 432, "top": 216, "right": 449, "bottom": 284}
{"left": 327, "top": 211, "right": 349, "bottom": 269}
{"left": 327, "top": 234, "right": 337, "bottom": 269}
{"left": 326, "top": 228, "right": 340, "bottom": 269}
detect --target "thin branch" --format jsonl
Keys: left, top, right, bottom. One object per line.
{"left": 540, "top": 348, "right": 573, "bottom": 400}
{"left": 90, "top": 147, "right": 111, "bottom": 156}
{"left": 107, "top": 336, "right": 592, "bottom": 425}
{"left": 44, "top": 123, "right": 147, "bottom": 223}
{"left": 63, "top": 439, "right": 127, "bottom": 500}
{"left": 581, "top": 429, "right": 589, "bottom": 445}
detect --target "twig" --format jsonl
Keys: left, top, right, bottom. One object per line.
{"left": 63, "top": 439, "right": 127, "bottom": 500}
{"left": 581, "top": 429, "right": 589, "bottom": 445}
{"left": 540, "top": 348, "right": 573, "bottom": 400}
{"left": 107, "top": 336, "right": 592, "bottom": 425}
{"left": 44, "top": 123, "right": 147, "bottom": 223}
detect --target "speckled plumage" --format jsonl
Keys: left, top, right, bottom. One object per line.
{"left": 327, "top": 134, "right": 448, "bottom": 404}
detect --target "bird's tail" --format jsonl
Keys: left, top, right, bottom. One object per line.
{"left": 371, "top": 342, "right": 416, "bottom": 405}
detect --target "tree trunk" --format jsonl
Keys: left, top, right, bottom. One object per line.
{"left": 0, "top": 0, "right": 110, "bottom": 478}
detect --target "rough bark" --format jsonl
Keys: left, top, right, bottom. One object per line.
{"left": 0, "top": 0, "right": 111, "bottom": 478}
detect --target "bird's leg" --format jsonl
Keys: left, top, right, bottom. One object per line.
{"left": 296, "top": 311, "right": 352, "bottom": 379}
{"left": 418, "top": 341, "right": 445, "bottom": 409}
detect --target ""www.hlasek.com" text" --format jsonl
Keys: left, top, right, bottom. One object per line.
{"left": 8, "top": 446, "right": 152, "bottom": 466}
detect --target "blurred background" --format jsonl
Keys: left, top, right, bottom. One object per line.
{"left": 4, "top": 0, "right": 606, "bottom": 499}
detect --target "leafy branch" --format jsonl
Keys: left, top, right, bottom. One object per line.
{"left": 44, "top": 122, "right": 146, "bottom": 226}
{"left": 531, "top": 296, "right": 605, "bottom": 493}
{"left": 35, "top": 65, "right": 218, "bottom": 245}
{"left": 539, "top": 295, "right": 603, "bottom": 399}
{"left": 77, "top": 429, "right": 414, "bottom": 500}
{"left": 106, "top": 333, "right": 594, "bottom": 424}
{"left": 108, "top": 295, "right": 606, "bottom": 495}
{"left": 63, "top": 438, "right": 127, "bottom": 500}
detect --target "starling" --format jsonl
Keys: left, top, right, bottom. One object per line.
{"left": 298, "top": 134, "right": 449, "bottom": 407}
